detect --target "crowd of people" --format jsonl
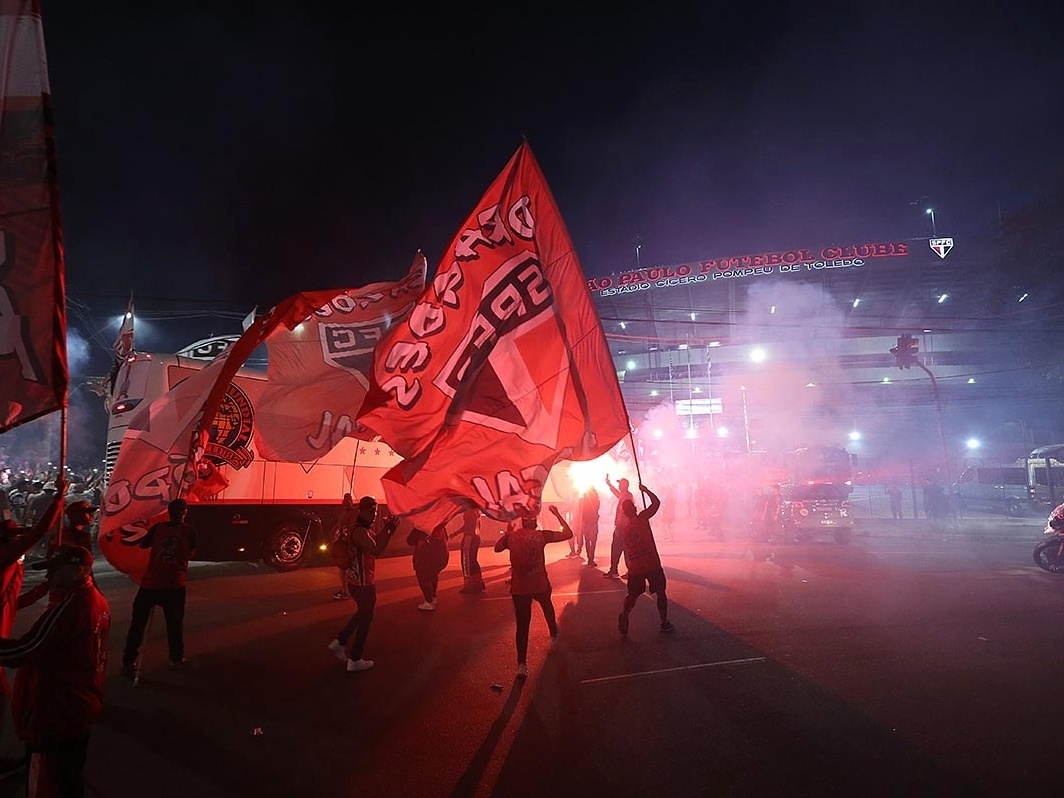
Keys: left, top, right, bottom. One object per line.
{"left": 321, "top": 478, "right": 674, "bottom": 682}
{"left": 0, "top": 468, "right": 677, "bottom": 796}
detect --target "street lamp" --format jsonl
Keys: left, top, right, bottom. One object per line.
{"left": 911, "top": 196, "right": 936, "bottom": 237}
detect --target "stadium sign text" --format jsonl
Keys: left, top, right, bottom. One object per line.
{"left": 589, "top": 241, "right": 912, "bottom": 296}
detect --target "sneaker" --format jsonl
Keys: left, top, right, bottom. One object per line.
{"left": 603, "top": 570, "right": 619, "bottom": 578}
{"left": 660, "top": 621, "right": 675, "bottom": 633}
{"left": 346, "top": 658, "right": 374, "bottom": 672}
{"left": 169, "top": 657, "right": 187, "bottom": 669}
{"left": 417, "top": 601, "right": 436, "bottom": 611}
{"left": 327, "top": 639, "right": 346, "bottom": 661}
{"left": 516, "top": 663, "right": 528, "bottom": 679}
{"left": 586, "top": 560, "right": 597, "bottom": 567}
{"left": 618, "top": 613, "right": 629, "bottom": 637}
{"left": 332, "top": 591, "right": 347, "bottom": 600}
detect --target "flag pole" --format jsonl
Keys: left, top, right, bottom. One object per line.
{"left": 57, "top": 405, "right": 68, "bottom": 544}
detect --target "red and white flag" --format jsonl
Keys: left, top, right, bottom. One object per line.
{"left": 253, "top": 255, "right": 426, "bottom": 461}
{"left": 100, "top": 264, "right": 425, "bottom": 581}
{"left": 0, "top": 1, "right": 67, "bottom": 432}
{"left": 357, "top": 142, "right": 630, "bottom": 528}
{"left": 99, "top": 350, "right": 235, "bottom": 582}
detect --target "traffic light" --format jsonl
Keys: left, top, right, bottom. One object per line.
{"left": 890, "top": 334, "right": 919, "bottom": 369}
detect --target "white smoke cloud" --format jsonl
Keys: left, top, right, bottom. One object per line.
{"left": 66, "top": 326, "right": 92, "bottom": 375}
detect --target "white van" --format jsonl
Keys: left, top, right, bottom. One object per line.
{"left": 1025, "top": 445, "right": 1064, "bottom": 510}
{"left": 952, "top": 464, "right": 1033, "bottom": 516}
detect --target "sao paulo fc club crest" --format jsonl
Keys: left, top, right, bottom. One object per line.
{"left": 929, "top": 238, "right": 954, "bottom": 259}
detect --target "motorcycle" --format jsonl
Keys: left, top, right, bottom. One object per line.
{"left": 1033, "top": 510, "right": 1064, "bottom": 573}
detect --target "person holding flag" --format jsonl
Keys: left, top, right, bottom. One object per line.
{"left": 120, "top": 498, "right": 197, "bottom": 676}
{"left": 494, "top": 505, "right": 572, "bottom": 679}
{"left": 616, "top": 484, "right": 674, "bottom": 637}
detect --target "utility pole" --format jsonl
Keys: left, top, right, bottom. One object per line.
{"left": 890, "top": 334, "right": 954, "bottom": 517}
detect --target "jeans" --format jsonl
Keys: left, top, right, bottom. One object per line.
{"left": 123, "top": 586, "right": 187, "bottom": 666}
{"left": 336, "top": 584, "right": 377, "bottom": 660}
{"left": 512, "top": 590, "right": 557, "bottom": 664}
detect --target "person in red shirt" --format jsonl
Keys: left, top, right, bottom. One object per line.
{"left": 120, "top": 498, "right": 197, "bottom": 675}
{"left": 0, "top": 544, "right": 111, "bottom": 798}
{"left": 327, "top": 497, "right": 399, "bottom": 673}
{"left": 616, "top": 484, "right": 674, "bottom": 636}
{"left": 494, "top": 506, "right": 572, "bottom": 679}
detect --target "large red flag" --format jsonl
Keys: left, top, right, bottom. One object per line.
{"left": 357, "top": 142, "right": 629, "bottom": 528}
{"left": 0, "top": 1, "right": 67, "bottom": 432}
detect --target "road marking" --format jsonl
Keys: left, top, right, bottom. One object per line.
{"left": 581, "top": 656, "right": 768, "bottom": 685}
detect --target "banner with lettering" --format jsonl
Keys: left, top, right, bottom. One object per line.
{"left": 357, "top": 142, "right": 630, "bottom": 528}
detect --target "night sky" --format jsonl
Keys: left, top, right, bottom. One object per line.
{"left": 44, "top": 2, "right": 1064, "bottom": 365}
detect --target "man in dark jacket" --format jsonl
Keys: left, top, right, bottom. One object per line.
{"left": 327, "top": 497, "right": 399, "bottom": 673}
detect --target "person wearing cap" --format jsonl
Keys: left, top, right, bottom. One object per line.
{"left": 494, "top": 505, "right": 573, "bottom": 679}
{"left": 0, "top": 543, "right": 110, "bottom": 797}
{"left": 326, "top": 497, "right": 399, "bottom": 673}
{"left": 120, "top": 498, "right": 197, "bottom": 675}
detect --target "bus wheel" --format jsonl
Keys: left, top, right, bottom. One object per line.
{"left": 265, "top": 520, "right": 310, "bottom": 572}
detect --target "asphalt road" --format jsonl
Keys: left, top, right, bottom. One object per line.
{"left": 4, "top": 521, "right": 1061, "bottom": 798}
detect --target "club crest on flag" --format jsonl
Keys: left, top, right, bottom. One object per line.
{"left": 203, "top": 382, "right": 255, "bottom": 469}
{"left": 319, "top": 320, "right": 391, "bottom": 389}
{"left": 437, "top": 252, "right": 570, "bottom": 448}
